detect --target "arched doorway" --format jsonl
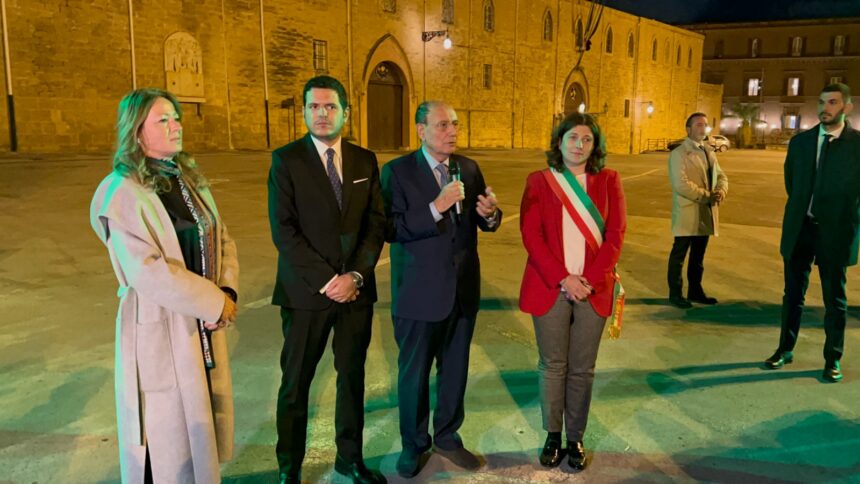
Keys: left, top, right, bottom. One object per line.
{"left": 563, "top": 82, "right": 586, "bottom": 116}
{"left": 367, "top": 62, "right": 406, "bottom": 149}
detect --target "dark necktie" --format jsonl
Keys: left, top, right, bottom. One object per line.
{"left": 325, "top": 148, "right": 342, "bottom": 208}
{"left": 811, "top": 134, "right": 833, "bottom": 216}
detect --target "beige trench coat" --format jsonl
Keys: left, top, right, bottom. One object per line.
{"left": 669, "top": 138, "right": 729, "bottom": 236}
{"left": 90, "top": 171, "right": 238, "bottom": 483}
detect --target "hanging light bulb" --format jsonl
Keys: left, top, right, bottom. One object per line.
{"left": 578, "top": 102, "right": 586, "bottom": 113}
{"left": 443, "top": 37, "right": 452, "bottom": 49}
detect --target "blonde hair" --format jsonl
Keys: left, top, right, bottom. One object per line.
{"left": 112, "top": 88, "right": 207, "bottom": 193}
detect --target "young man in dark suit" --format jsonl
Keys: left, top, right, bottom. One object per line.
{"left": 268, "top": 76, "right": 386, "bottom": 483}
{"left": 381, "top": 101, "right": 501, "bottom": 478}
{"left": 765, "top": 83, "right": 860, "bottom": 383}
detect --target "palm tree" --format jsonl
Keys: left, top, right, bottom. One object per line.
{"left": 726, "top": 103, "right": 760, "bottom": 148}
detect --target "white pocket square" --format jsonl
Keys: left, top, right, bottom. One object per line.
{"left": 353, "top": 178, "right": 369, "bottom": 184}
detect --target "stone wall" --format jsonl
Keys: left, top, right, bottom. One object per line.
{"left": 0, "top": 0, "right": 707, "bottom": 154}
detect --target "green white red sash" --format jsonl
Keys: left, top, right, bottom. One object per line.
{"left": 542, "top": 168, "right": 626, "bottom": 339}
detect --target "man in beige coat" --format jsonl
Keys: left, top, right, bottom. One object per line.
{"left": 667, "top": 112, "right": 728, "bottom": 308}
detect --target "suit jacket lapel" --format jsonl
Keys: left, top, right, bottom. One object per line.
{"left": 302, "top": 134, "right": 341, "bottom": 215}
{"left": 340, "top": 142, "right": 356, "bottom": 216}
{"left": 415, "top": 149, "right": 444, "bottom": 200}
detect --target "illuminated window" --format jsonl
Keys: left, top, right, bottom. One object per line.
{"left": 786, "top": 77, "right": 801, "bottom": 96}
{"left": 791, "top": 37, "right": 803, "bottom": 56}
{"left": 746, "top": 78, "right": 761, "bottom": 96}
{"left": 830, "top": 75, "right": 844, "bottom": 85}
{"left": 834, "top": 35, "right": 846, "bottom": 56}
{"left": 750, "top": 38, "right": 760, "bottom": 58}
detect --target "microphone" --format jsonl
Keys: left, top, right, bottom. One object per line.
{"left": 449, "top": 160, "right": 462, "bottom": 216}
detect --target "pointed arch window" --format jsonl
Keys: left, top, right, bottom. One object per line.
{"left": 651, "top": 38, "right": 658, "bottom": 61}
{"left": 543, "top": 10, "right": 553, "bottom": 42}
{"left": 687, "top": 47, "right": 693, "bottom": 68}
{"left": 605, "top": 27, "right": 613, "bottom": 53}
{"left": 575, "top": 18, "right": 584, "bottom": 50}
{"left": 676, "top": 45, "right": 681, "bottom": 65}
{"left": 483, "top": 0, "right": 494, "bottom": 32}
{"left": 627, "top": 32, "right": 635, "bottom": 58}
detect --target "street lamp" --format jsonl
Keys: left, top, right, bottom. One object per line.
{"left": 580, "top": 102, "right": 610, "bottom": 115}
{"left": 636, "top": 100, "right": 655, "bottom": 153}
{"left": 422, "top": 30, "right": 451, "bottom": 49}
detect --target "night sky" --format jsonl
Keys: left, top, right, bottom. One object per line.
{"left": 604, "top": 0, "right": 860, "bottom": 25}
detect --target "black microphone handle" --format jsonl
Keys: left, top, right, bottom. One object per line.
{"left": 452, "top": 172, "right": 463, "bottom": 215}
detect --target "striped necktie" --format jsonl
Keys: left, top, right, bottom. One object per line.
{"left": 325, "top": 148, "right": 342, "bottom": 208}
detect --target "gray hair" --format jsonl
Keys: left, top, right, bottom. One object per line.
{"left": 415, "top": 100, "right": 448, "bottom": 124}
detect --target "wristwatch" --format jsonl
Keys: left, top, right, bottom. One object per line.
{"left": 350, "top": 271, "right": 364, "bottom": 289}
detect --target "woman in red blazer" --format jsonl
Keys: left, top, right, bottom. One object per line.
{"left": 519, "top": 112, "right": 626, "bottom": 471}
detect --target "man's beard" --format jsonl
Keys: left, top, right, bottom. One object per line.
{"left": 820, "top": 108, "right": 844, "bottom": 126}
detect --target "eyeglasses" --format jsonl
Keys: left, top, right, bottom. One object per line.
{"left": 423, "top": 120, "right": 460, "bottom": 131}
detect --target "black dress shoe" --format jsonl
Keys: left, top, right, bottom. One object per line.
{"left": 538, "top": 435, "right": 563, "bottom": 467}
{"left": 687, "top": 293, "right": 718, "bottom": 304}
{"left": 669, "top": 295, "right": 692, "bottom": 308}
{"left": 823, "top": 361, "right": 843, "bottom": 382}
{"left": 334, "top": 456, "right": 387, "bottom": 484}
{"left": 567, "top": 440, "right": 587, "bottom": 471}
{"left": 396, "top": 449, "right": 426, "bottom": 478}
{"left": 433, "top": 445, "right": 482, "bottom": 470}
{"left": 764, "top": 350, "right": 793, "bottom": 369}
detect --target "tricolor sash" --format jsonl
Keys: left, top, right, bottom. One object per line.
{"left": 542, "top": 168, "right": 626, "bottom": 339}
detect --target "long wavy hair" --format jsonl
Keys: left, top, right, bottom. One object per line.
{"left": 546, "top": 112, "right": 607, "bottom": 174}
{"left": 112, "top": 88, "right": 207, "bottom": 193}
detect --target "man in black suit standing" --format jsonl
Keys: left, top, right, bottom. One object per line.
{"left": 268, "top": 76, "right": 386, "bottom": 483}
{"left": 381, "top": 101, "right": 501, "bottom": 478}
{"left": 765, "top": 83, "right": 860, "bottom": 383}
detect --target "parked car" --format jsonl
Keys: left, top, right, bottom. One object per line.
{"left": 667, "top": 135, "right": 731, "bottom": 152}
{"left": 667, "top": 138, "right": 685, "bottom": 150}
{"left": 708, "top": 135, "right": 731, "bottom": 152}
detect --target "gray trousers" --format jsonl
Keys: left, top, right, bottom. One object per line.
{"left": 532, "top": 294, "right": 607, "bottom": 442}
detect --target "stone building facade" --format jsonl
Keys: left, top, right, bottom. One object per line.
{"left": 688, "top": 17, "right": 860, "bottom": 141}
{"left": 0, "top": 0, "right": 720, "bottom": 154}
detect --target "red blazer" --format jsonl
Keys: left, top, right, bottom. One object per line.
{"left": 519, "top": 168, "right": 626, "bottom": 317}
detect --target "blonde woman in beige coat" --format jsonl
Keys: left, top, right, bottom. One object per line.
{"left": 91, "top": 88, "right": 239, "bottom": 483}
